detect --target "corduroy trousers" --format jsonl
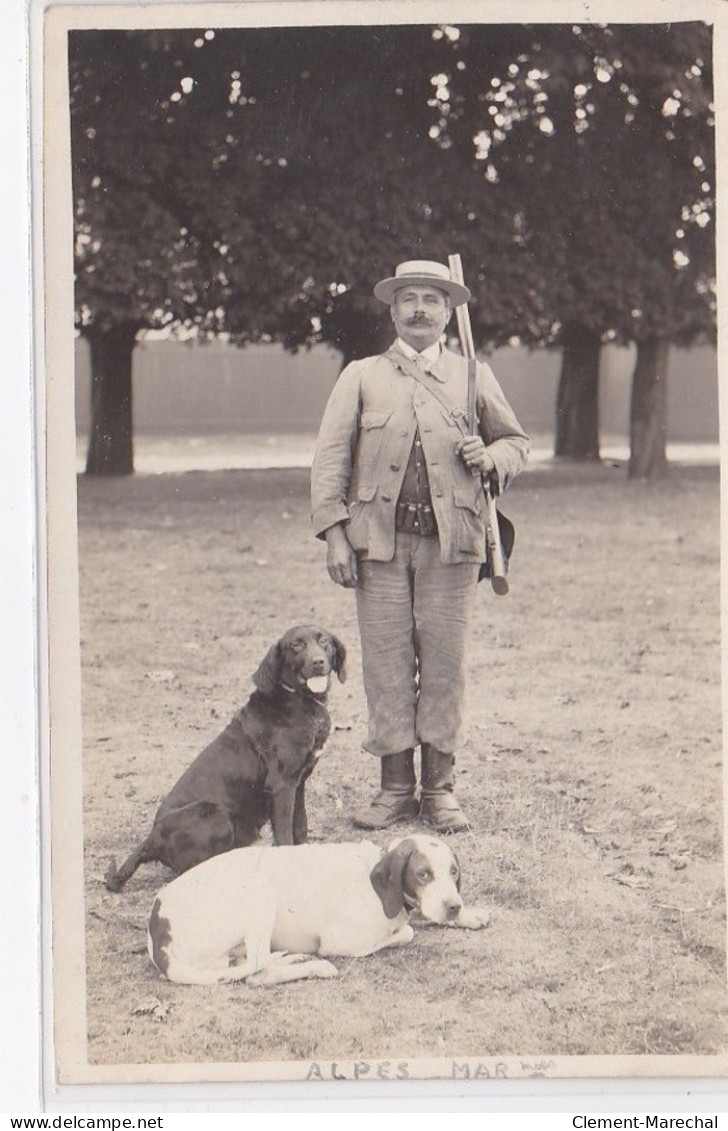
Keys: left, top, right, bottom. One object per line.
{"left": 355, "top": 532, "right": 479, "bottom": 757}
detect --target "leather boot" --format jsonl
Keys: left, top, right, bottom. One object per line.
{"left": 419, "top": 744, "right": 470, "bottom": 833}
{"left": 352, "top": 749, "right": 419, "bottom": 829}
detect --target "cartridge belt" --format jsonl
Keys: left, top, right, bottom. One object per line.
{"left": 395, "top": 500, "right": 437, "bottom": 536}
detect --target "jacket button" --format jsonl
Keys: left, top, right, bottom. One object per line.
{"left": 381, "top": 494, "right": 392, "bottom": 503}
{"left": 390, "top": 463, "right": 400, "bottom": 472}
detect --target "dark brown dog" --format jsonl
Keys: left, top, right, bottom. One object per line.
{"left": 105, "top": 626, "right": 347, "bottom": 892}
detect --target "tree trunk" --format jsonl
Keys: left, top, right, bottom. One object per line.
{"left": 554, "top": 324, "right": 602, "bottom": 460}
{"left": 84, "top": 322, "right": 138, "bottom": 476}
{"left": 628, "top": 337, "right": 669, "bottom": 481}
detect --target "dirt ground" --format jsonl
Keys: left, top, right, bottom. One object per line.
{"left": 75, "top": 457, "right": 725, "bottom": 1078}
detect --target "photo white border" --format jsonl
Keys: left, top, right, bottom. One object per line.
{"left": 2, "top": 0, "right": 42, "bottom": 1114}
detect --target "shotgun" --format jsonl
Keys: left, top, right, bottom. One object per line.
{"left": 448, "top": 254, "right": 509, "bottom": 596}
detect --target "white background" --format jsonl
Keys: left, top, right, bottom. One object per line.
{"left": 2, "top": 0, "right": 42, "bottom": 1114}
{"left": 2, "top": 0, "right": 727, "bottom": 1116}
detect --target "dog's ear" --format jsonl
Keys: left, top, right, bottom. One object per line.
{"left": 450, "top": 849, "right": 462, "bottom": 893}
{"left": 369, "top": 837, "right": 417, "bottom": 919}
{"left": 330, "top": 634, "right": 348, "bottom": 683}
{"left": 252, "top": 640, "right": 282, "bottom": 695}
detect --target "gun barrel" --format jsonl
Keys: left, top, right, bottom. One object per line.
{"left": 448, "top": 253, "right": 509, "bottom": 595}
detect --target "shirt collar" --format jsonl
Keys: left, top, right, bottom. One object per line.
{"left": 395, "top": 338, "right": 442, "bottom": 366}
{"left": 393, "top": 338, "right": 448, "bottom": 382}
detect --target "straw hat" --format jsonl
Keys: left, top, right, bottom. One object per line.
{"left": 373, "top": 260, "right": 471, "bottom": 306}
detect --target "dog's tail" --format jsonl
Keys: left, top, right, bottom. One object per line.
{"left": 150, "top": 952, "right": 260, "bottom": 986}
{"left": 105, "top": 837, "right": 155, "bottom": 892}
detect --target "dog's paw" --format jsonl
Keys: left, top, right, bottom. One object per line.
{"left": 247, "top": 957, "right": 338, "bottom": 986}
{"left": 309, "top": 959, "right": 338, "bottom": 979}
{"left": 274, "top": 954, "right": 338, "bottom": 977}
{"left": 391, "top": 923, "right": 415, "bottom": 946}
{"left": 275, "top": 952, "right": 317, "bottom": 966}
{"left": 246, "top": 968, "right": 279, "bottom": 987}
{"left": 454, "top": 905, "right": 492, "bottom": 930}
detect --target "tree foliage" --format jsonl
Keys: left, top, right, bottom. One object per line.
{"left": 438, "top": 22, "right": 714, "bottom": 343}
{"left": 69, "top": 22, "right": 715, "bottom": 475}
{"left": 432, "top": 22, "right": 715, "bottom": 470}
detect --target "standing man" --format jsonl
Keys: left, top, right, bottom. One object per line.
{"left": 311, "top": 260, "right": 529, "bottom": 833}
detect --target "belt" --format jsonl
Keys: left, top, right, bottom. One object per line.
{"left": 395, "top": 501, "right": 437, "bottom": 536}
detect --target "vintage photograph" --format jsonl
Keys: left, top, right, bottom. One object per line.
{"left": 42, "top": 0, "right": 726, "bottom": 1090}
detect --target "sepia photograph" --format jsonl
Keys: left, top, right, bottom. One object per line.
{"left": 39, "top": 0, "right": 726, "bottom": 1096}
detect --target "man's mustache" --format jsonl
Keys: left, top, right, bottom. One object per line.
{"left": 405, "top": 313, "right": 434, "bottom": 325}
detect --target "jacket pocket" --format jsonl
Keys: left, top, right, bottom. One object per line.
{"left": 452, "top": 487, "right": 485, "bottom": 555}
{"left": 346, "top": 485, "right": 378, "bottom": 551}
{"left": 356, "top": 410, "right": 392, "bottom": 473}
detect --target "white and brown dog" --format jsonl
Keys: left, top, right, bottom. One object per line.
{"left": 147, "top": 835, "right": 491, "bottom": 986}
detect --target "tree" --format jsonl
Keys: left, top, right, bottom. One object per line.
{"left": 599, "top": 25, "right": 715, "bottom": 478}
{"left": 71, "top": 24, "right": 516, "bottom": 470}
{"left": 70, "top": 30, "right": 233, "bottom": 472}
{"left": 438, "top": 22, "right": 715, "bottom": 474}
{"left": 71, "top": 23, "right": 714, "bottom": 477}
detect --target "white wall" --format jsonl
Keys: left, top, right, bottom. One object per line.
{"left": 74, "top": 337, "right": 719, "bottom": 443}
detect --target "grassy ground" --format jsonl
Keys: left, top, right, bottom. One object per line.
{"left": 76, "top": 458, "right": 725, "bottom": 1078}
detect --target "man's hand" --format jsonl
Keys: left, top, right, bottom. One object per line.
{"left": 325, "top": 523, "right": 358, "bottom": 588}
{"left": 455, "top": 436, "right": 495, "bottom": 478}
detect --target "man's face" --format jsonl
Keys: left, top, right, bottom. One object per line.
{"left": 390, "top": 285, "right": 451, "bottom": 351}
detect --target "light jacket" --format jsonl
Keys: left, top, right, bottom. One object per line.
{"left": 311, "top": 343, "right": 530, "bottom": 564}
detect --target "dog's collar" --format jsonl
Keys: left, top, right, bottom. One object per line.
{"left": 280, "top": 682, "right": 298, "bottom": 695}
